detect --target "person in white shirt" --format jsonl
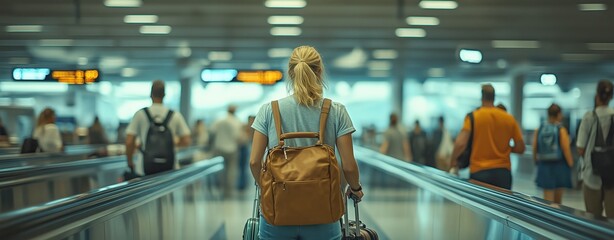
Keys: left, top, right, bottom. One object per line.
{"left": 577, "top": 79, "right": 614, "bottom": 219}
{"left": 211, "top": 105, "right": 245, "bottom": 197}
{"left": 33, "top": 108, "right": 63, "bottom": 153}
{"left": 434, "top": 116, "right": 454, "bottom": 171}
{"left": 125, "top": 80, "right": 191, "bottom": 176}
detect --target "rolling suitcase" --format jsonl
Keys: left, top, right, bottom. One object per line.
{"left": 242, "top": 187, "right": 259, "bottom": 240}
{"left": 342, "top": 193, "right": 379, "bottom": 240}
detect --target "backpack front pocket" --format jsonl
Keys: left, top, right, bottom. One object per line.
{"left": 272, "top": 179, "right": 333, "bottom": 225}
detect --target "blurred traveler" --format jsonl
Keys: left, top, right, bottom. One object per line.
{"left": 250, "top": 46, "right": 362, "bottom": 240}
{"left": 0, "top": 117, "right": 9, "bottom": 146}
{"left": 211, "top": 105, "right": 244, "bottom": 197}
{"left": 380, "top": 113, "right": 411, "bottom": 161}
{"left": 450, "top": 84, "right": 525, "bottom": 190}
{"left": 433, "top": 116, "right": 454, "bottom": 171}
{"left": 409, "top": 120, "right": 428, "bottom": 164}
{"left": 88, "top": 116, "right": 109, "bottom": 145}
{"left": 361, "top": 125, "right": 378, "bottom": 150}
{"left": 238, "top": 115, "right": 256, "bottom": 190}
{"left": 533, "top": 104, "right": 574, "bottom": 204}
{"left": 577, "top": 80, "right": 614, "bottom": 218}
{"left": 192, "top": 119, "right": 209, "bottom": 148}
{"left": 32, "top": 108, "right": 63, "bottom": 153}
{"left": 125, "top": 80, "right": 191, "bottom": 176}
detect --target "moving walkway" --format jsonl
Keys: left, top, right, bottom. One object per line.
{"left": 0, "top": 147, "right": 612, "bottom": 239}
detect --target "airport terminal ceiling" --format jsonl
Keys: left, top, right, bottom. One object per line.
{"left": 0, "top": 0, "right": 613, "bottom": 83}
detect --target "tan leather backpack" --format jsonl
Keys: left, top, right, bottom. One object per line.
{"left": 260, "top": 98, "right": 344, "bottom": 226}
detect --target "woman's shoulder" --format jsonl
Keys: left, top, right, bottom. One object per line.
{"left": 328, "top": 99, "right": 348, "bottom": 112}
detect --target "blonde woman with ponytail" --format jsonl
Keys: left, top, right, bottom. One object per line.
{"left": 249, "top": 46, "right": 363, "bottom": 239}
{"left": 33, "top": 107, "right": 63, "bottom": 153}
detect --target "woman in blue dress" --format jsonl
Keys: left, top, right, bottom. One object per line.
{"left": 532, "top": 104, "right": 574, "bottom": 204}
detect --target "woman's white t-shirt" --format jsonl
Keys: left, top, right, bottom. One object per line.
{"left": 576, "top": 106, "right": 614, "bottom": 190}
{"left": 33, "top": 123, "right": 63, "bottom": 153}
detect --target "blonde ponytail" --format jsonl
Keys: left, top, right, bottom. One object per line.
{"left": 288, "top": 46, "right": 325, "bottom": 106}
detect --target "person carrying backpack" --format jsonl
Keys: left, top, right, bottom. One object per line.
{"left": 28, "top": 108, "right": 63, "bottom": 153}
{"left": 125, "top": 80, "right": 191, "bottom": 176}
{"left": 249, "top": 46, "right": 363, "bottom": 240}
{"left": 577, "top": 80, "right": 614, "bottom": 219}
{"left": 450, "top": 84, "right": 525, "bottom": 190}
{"left": 532, "top": 104, "right": 574, "bottom": 204}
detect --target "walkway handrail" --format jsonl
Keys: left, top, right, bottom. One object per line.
{"left": 355, "top": 147, "right": 614, "bottom": 240}
{"left": 0, "top": 144, "right": 108, "bottom": 168}
{"left": 0, "top": 146, "right": 201, "bottom": 187}
{"left": 0, "top": 157, "right": 223, "bottom": 240}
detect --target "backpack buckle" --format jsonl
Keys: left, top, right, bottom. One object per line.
{"left": 283, "top": 147, "right": 288, "bottom": 160}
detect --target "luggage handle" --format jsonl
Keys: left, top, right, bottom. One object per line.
{"left": 252, "top": 185, "right": 260, "bottom": 218}
{"left": 343, "top": 186, "right": 361, "bottom": 238}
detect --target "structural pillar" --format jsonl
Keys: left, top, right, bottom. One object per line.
{"left": 511, "top": 74, "right": 525, "bottom": 126}
{"left": 392, "top": 75, "right": 404, "bottom": 120}
{"left": 179, "top": 76, "right": 192, "bottom": 123}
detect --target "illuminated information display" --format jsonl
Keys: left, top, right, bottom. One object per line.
{"left": 12, "top": 68, "right": 100, "bottom": 84}
{"left": 201, "top": 69, "right": 283, "bottom": 85}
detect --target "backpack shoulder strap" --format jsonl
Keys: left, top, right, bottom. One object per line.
{"left": 593, "top": 111, "right": 607, "bottom": 147}
{"left": 161, "top": 110, "right": 174, "bottom": 127}
{"left": 535, "top": 125, "right": 542, "bottom": 153}
{"left": 606, "top": 115, "right": 614, "bottom": 146}
{"left": 317, "top": 99, "right": 332, "bottom": 145}
{"left": 468, "top": 112, "right": 475, "bottom": 134}
{"left": 143, "top": 108, "right": 155, "bottom": 124}
{"left": 271, "top": 101, "right": 283, "bottom": 146}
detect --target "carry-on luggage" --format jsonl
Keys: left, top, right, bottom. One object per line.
{"left": 242, "top": 187, "right": 259, "bottom": 240}
{"left": 342, "top": 192, "right": 379, "bottom": 240}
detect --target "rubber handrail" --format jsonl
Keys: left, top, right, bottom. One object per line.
{"left": 0, "top": 146, "right": 200, "bottom": 187}
{"left": 0, "top": 157, "right": 223, "bottom": 239}
{"left": 355, "top": 147, "right": 614, "bottom": 239}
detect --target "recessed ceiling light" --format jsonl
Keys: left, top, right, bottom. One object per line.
{"left": 268, "top": 16, "right": 304, "bottom": 25}
{"left": 491, "top": 40, "right": 540, "bottom": 48}
{"left": 39, "top": 39, "right": 74, "bottom": 47}
{"left": 540, "top": 74, "right": 557, "bottom": 86}
{"left": 497, "top": 59, "right": 508, "bottom": 69}
{"left": 124, "top": 15, "right": 158, "bottom": 24}
{"left": 368, "top": 70, "right": 389, "bottom": 78}
{"left": 561, "top": 53, "right": 602, "bottom": 62}
{"left": 139, "top": 25, "right": 171, "bottom": 34}
{"left": 406, "top": 17, "right": 440, "bottom": 26}
{"left": 578, "top": 3, "right": 607, "bottom": 11}
{"left": 208, "top": 51, "right": 233, "bottom": 61}
{"left": 100, "top": 56, "right": 127, "bottom": 69}
{"left": 78, "top": 57, "right": 88, "bottom": 66}
{"left": 367, "top": 61, "right": 392, "bottom": 71}
{"left": 419, "top": 1, "right": 458, "bottom": 10}
{"left": 104, "top": 0, "right": 142, "bottom": 7}
{"left": 5, "top": 25, "right": 43, "bottom": 33}
{"left": 587, "top": 43, "right": 614, "bottom": 50}
{"left": 428, "top": 68, "right": 446, "bottom": 78}
{"left": 372, "top": 49, "right": 398, "bottom": 59}
{"left": 251, "top": 63, "right": 271, "bottom": 69}
{"left": 459, "top": 49, "right": 482, "bottom": 63}
{"left": 268, "top": 48, "right": 294, "bottom": 58}
{"left": 121, "top": 68, "right": 138, "bottom": 77}
{"left": 265, "top": 0, "right": 306, "bottom": 8}
{"left": 271, "top": 27, "right": 302, "bottom": 36}
{"left": 395, "top": 28, "right": 426, "bottom": 38}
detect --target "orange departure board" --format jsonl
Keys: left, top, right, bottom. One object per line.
{"left": 51, "top": 70, "right": 100, "bottom": 84}
{"left": 236, "top": 70, "right": 283, "bottom": 84}
{"left": 201, "top": 69, "right": 283, "bottom": 85}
